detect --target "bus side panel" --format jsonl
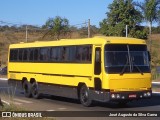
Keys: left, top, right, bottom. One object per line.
{"left": 8, "top": 62, "right": 94, "bottom": 99}
{"left": 8, "top": 62, "right": 93, "bottom": 87}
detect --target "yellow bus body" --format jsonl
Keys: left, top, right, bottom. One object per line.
{"left": 8, "top": 36, "right": 152, "bottom": 106}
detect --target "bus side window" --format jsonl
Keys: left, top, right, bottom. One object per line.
{"left": 50, "top": 47, "right": 57, "bottom": 61}
{"left": 95, "top": 51, "right": 100, "bottom": 62}
{"left": 76, "top": 46, "right": 82, "bottom": 61}
{"left": 29, "top": 49, "right": 34, "bottom": 61}
{"left": 57, "top": 47, "right": 62, "bottom": 61}
{"left": 94, "top": 47, "right": 101, "bottom": 75}
{"left": 40, "top": 48, "right": 49, "bottom": 61}
{"left": 14, "top": 49, "right": 19, "bottom": 61}
{"left": 89, "top": 46, "right": 92, "bottom": 62}
{"left": 10, "top": 49, "right": 18, "bottom": 61}
{"left": 50, "top": 47, "right": 58, "bottom": 62}
{"left": 23, "top": 49, "right": 28, "bottom": 61}
{"left": 82, "top": 46, "right": 89, "bottom": 61}
{"left": 69, "top": 46, "right": 76, "bottom": 61}
{"left": 34, "top": 49, "right": 39, "bottom": 61}
{"left": 61, "top": 47, "right": 67, "bottom": 61}
{"left": 18, "top": 49, "right": 23, "bottom": 61}
{"left": 82, "top": 45, "right": 92, "bottom": 62}
{"left": 9, "top": 50, "right": 14, "bottom": 61}
{"left": 50, "top": 47, "right": 62, "bottom": 62}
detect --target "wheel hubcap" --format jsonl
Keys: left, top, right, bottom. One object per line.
{"left": 81, "top": 88, "right": 88, "bottom": 103}
{"left": 33, "top": 85, "right": 38, "bottom": 95}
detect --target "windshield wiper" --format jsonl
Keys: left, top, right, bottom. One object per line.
{"left": 120, "top": 58, "right": 129, "bottom": 75}
{"left": 132, "top": 63, "right": 144, "bottom": 75}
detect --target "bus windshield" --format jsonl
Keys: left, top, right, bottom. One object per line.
{"left": 105, "top": 44, "right": 150, "bottom": 74}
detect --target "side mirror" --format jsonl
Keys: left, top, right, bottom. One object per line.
{"left": 148, "top": 51, "right": 151, "bottom": 61}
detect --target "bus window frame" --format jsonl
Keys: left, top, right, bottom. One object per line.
{"left": 9, "top": 44, "right": 93, "bottom": 64}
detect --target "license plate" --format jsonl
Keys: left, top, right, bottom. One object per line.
{"left": 129, "top": 94, "right": 137, "bottom": 98}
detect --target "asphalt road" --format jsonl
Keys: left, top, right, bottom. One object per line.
{"left": 0, "top": 79, "right": 160, "bottom": 120}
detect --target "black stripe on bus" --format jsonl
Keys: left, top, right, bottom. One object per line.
{"left": 9, "top": 61, "right": 92, "bottom": 64}
{"left": 8, "top": 78, "right": 110, "bottom": 92}
{"left": 9, "top": 71, "right": 92, "bottom": 78}
{"left": 8, "top": 78, "right": 78, "bottom": 89}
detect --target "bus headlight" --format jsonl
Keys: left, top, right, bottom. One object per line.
{"left": 143, "top": 93, "right": 147, "bottom": 97}
{"left": 143, "top": 92, "right": 151, "bottom": 97}
{"left": 116, "top": 94, "right": 120, "bottom": 99}
{"left": 147, "top": 92, "right": 151, "bottom": 96}
{"left": 121, "top": 96, "right": 125, "bottom": 99}
{"left": 111, "top": 94, "right": 116, "bottom": 99}
{"left": 111, "top": 94, "right": 121, "bottom": 99}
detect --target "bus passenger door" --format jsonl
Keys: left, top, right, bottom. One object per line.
{"left": 94, "top": 47, "right": 102, "bottom": 91}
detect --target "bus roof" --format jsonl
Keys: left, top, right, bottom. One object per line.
{"left": 9, "top": 36, "right": 146, "bottom": 48}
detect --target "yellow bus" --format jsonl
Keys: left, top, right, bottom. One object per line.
{"left": 8, "top": 36, "right": 151, "bottom": 106}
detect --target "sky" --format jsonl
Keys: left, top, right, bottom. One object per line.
{"left": 0, "top": 0, "right": 113, "bottom": 27}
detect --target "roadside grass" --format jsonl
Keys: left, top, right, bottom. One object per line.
{"left": 152, "top": 88, "right": 160, "bottom": 93}
{"left": 146, "top": 34, "right": 160, "bottom": 81}
{"left": 152, "top": 73, "right": 160, "bottom": 81}
{"left": 0, "top": 85, "right": 55, "bottom": 120}
{"left": 0, "top": 103, "right": 26, "bottom": 111}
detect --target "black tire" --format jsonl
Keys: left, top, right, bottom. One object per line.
{"left": 79, "top": 85, "right": 92, "bottom": 107}
{"left": 22, "top": 81, "right": 32, "bottom": 98}
{"left": 31, "top": 82, "right": 41, "bottom": 99}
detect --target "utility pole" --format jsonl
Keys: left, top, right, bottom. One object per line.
{"left": 126, "top": 25, "right": 128, "bottom": 37}
{"left": 88, "top": 19, "right": 90, "bottom": 38}
{"left": 26, "top": 25, "right": 28, "bottom": 42}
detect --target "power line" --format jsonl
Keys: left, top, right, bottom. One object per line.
{"left": 71, "top": 22, "right": 87, "bottom": 27}
{"left": 0, "top": 19, "right": 91, "bottom": 41}
{"left": 0, "top": 19, "right": 90, "bottom": 29}
{"left": 0, "top": 20, "right": 43, "bottom": 28}
{"left": 0, "top": 20, "right": 23, "bottom": 26}
{"left": 69, "top": 19, "right": 91, "bottom": 38}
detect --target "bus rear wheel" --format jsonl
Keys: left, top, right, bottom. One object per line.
{"left": 22, "top": 81, "right": 32, "bottom": 98}
{"left": 31, "top": 82, "right": 41, "bottom": 99}
{"left": 79, "top": 85, "right": 92, "bottom": 107}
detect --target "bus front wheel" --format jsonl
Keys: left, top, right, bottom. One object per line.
{"left": 22, "top": 81, "right": 32, "bottom": 98}
{"left": 79, "top": 85, "right": 92, "bottom": 107}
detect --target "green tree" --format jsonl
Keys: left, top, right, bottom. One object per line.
{"left": 99, "top": 0, "right": 147, "bottom": 39}
{"left": 44, "top": 16, "right": 70, "bottom": 40}
{"left": 99, "top": 19, "right": 108, "bottom": 35}
{"left": 135, "top": 0, "right": 160, "bottom": 52}
{"left": 135, "top": 0, "right": 160, "bottom": 34}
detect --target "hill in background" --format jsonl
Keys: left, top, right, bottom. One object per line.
{"left": 0, "top": 26, "right": 160, "bottom": 70}
{"left": 0, "top": 25, "right": 98, "bottom": 65}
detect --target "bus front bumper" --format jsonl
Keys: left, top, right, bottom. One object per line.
{"left": 90, "top": 90, "right": 152, "bottom": 102}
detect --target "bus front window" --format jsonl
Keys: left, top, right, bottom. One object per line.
{"left": 105, "top": 44, "right": 150, "bottom": 74}
{"left": 105, "top": 51, "right": 128, "bottom": 67}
